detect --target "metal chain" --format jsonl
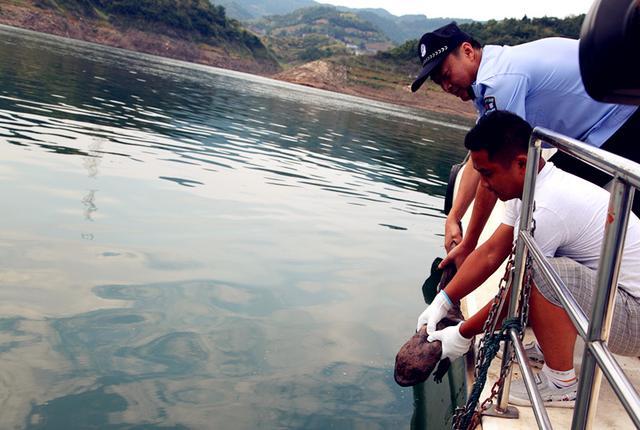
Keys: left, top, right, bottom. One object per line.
{"left": 451, "top": 245, "right": 516, "bottom": 429}
{"left": 474, "top": 246, "right": 516, "bottom": 379}
{"left": 519, "top": 201, "right": 537, "bottom": 339}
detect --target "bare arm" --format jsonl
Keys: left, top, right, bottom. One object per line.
{"left": 442, "top": 223, "right": 514, "bottom": 303}
{"left": 463, "top": 185, "right": 498, "bottom": 249}
{"left": 445, "top": 158, "right": 480, "bottom": 251}
{"left": 441, "top": 184, "right": 499, "bottom": 268}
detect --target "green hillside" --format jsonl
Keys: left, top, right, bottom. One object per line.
{"left": 33, "top": 0, "right": 276, "bottom": 63}
{"left": 250, "top": 5, "right": 393, "bottom": 64}
{"left": 460, "top": 15, "right": 585, "bottom": 45}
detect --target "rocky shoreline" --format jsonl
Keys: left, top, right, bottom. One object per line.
{"left": 0, "top": 2, "right": 476, "bottom": 121}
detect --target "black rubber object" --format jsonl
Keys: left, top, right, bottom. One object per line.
{"left": 444, "top": 162, "right": 464, "bottom": 215}
{"left": 579, "top": 0, "right": 640, "bottom": 105}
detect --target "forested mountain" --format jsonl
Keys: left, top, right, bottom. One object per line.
{"left": 250, "top": 6, "right": 393, "bottom": 64}
{"left": 459, "top": 15, "right": 584, "bottom": 45}
{"left": 24, "top": 0, "right": 279, "bottom": 72}
{"left": 213, "top": 0, "right": 317, "bottom": 20}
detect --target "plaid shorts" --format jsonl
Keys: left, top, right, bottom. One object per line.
{"left": 532, "top": 256, "right": 640, "bottom": 356}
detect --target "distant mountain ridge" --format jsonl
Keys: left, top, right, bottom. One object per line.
{"left": 214, "top": 0, "right": 473, "bottom": 43}
{"left": 337, "top": 7, "right": 473, "bottom": 43}
{"left": 213, "top": 0, "right": 317, "bottom": 20}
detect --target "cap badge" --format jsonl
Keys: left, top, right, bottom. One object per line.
{"left": 422, "top": 45, "right": 448, "bottom": 65}
{"left": 420, "top": 44, "right": 427, "bottom": 58}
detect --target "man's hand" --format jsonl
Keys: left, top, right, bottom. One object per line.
{"left": 444, "top": 215, "right": 463, "bottom": 252}
{"left": 427, "top": 322, "right": 472, "bottom": 361}
{"left": 439, "top": 240, "right": 474, "bottom": 270}
{"left": 416, "top": 291, "right": 452, "bottom": 333}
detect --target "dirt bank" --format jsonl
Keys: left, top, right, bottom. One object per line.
{"left": 274, "top": 60, "right": 477, "bottom": 120}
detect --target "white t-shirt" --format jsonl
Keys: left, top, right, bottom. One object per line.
{"left": 471, "top": 38, "right": 637, "bottom": 148}
{"left": 502, "top": 162, "right": 640, "bottom": 297}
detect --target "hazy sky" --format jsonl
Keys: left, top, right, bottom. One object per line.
{"left": 320, "top": 0, "right": 594, "bottom": 20}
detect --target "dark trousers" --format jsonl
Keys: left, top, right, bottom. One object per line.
{"left": 551, "top": 107, "right": 640, "bottom": 216}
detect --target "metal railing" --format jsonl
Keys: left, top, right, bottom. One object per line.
{"left": 492, "top": 126, "right": 640, "bottom": 429}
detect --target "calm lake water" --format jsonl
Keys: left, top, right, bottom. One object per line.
{"left": 0, "top": 25, "right": 471, "bottom": 429}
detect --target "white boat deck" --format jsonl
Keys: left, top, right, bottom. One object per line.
{"left": 454, "top": 162, "right": 640, "bottom": 429}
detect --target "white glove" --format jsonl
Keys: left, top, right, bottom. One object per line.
{"left": 427, "top": 321, "right": 471, "bottom": 361}
{"left": 416, "top": 290, "right": 453, "bottom": 333}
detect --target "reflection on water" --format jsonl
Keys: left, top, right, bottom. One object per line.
{"left": 0, "top": 25, "right": 471, "bottom": 429}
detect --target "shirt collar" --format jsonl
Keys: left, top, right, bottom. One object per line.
{"left": 471, "top": 45, "right": 501, "bottom": 100}
{"left": 535, "top": 161, "right": 555, "bottom": 187}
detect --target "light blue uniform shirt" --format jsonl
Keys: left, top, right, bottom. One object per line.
{"left": 471, "top": 38, "right": 637, "bottom": 147}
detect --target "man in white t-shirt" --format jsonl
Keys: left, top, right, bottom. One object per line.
{"left": 417, "top": 111, "right": 640, "bottom": 408}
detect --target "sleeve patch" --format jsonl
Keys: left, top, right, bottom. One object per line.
{"left": 483, "top": 96, "right": 497, "bottom": 112}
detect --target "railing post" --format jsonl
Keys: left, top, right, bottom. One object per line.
{"left": 571, "top": 178, "right": 634, "bottom": 430}
{"left": 495, "top": 137, "right": 542, "bottom": 412}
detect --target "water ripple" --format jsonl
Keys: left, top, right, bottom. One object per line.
{"left": 0, "top": 85, "right": 466, "bottom": 218}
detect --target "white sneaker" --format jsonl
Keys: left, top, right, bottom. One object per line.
{"left": 509, "top": 371, "right": 577, "bottom": 408}
{"left": 496, "top": 341, "right": 545, "bottom": 369}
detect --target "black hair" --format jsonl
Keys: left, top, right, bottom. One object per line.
{"left": 464, "top": 110, "right": 533, "bottom": 165}
{"left": 466, "top": 37, "right": 482, "bottom": 50}
{"left": 454, "top": 37, "right": 482, "bottom": 53}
